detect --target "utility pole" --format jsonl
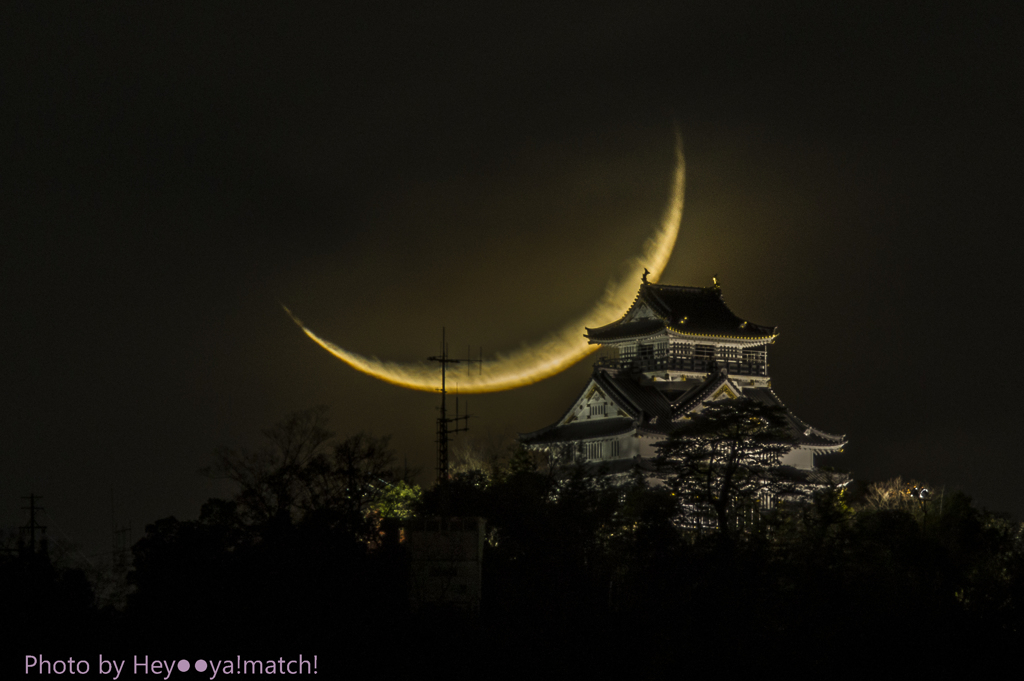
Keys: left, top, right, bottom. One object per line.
{"left": 20, "top": 493, "right": 47, "bottom": 553}
{"left": 111, "top": 489, "right": 132, "bottom": 571}
{"left": 428, "top": 328, "right": 482, "bottom": 482}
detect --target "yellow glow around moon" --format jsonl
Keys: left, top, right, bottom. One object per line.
{"left": 286, "top": 138, "right": 685, "bottom": 393}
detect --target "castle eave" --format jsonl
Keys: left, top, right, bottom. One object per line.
{"left": 586, "top": 281, "right": 777, "bottom": 343}
{"left": 519, "top": 417, "right": 635, "bottom": 446}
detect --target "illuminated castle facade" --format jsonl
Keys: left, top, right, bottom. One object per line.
{"left": 519, "top": 276, "right": 845, "bottom": 470}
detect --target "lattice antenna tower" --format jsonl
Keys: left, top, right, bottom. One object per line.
{"left": 427, "top": 327, "right": 483, "bottom": 482}
{"left": 20, "top": 493, "right": 47, "bottom": 554}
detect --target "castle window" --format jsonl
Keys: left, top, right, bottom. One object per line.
{"left": 638, "top": 344, "right": 654, "bottom": 360}
{"left": 589, "top": 404, "right": 606, "bottom": 417}
{"left": 581, "top": 440, "right": 619, "bottom": 460}
{"left": 694, "top": 344, "right": 715, "bottom": 360}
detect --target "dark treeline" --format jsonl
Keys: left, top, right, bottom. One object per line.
{"left": 5, "top": 407, "right": 1024, "bottom": 675}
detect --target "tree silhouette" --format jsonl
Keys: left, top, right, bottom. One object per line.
{"left": 127, "top": 408, "right": 421, "bottom": 648}
{"left": 204, "top": 406, "right": 413, "bottom": 542}
{"left": 204, "top": 405, "right": 335, "bottom": 525}
{"left": 656, "top": 397, "right": 797, "bottom": 536}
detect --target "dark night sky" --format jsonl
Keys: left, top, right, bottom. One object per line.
{"left": 2, "top": 2, "right": 1022, "bottom": 561}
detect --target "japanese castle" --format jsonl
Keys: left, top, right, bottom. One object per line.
{"left": 519, "top": 275, "right": 845, "bottom": 471}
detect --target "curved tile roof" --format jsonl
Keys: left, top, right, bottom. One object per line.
{"left": 521, "top": 366, "right": 845, "bottom": 456}
{"left": 743, "top": 387, "right": 846, "bottom": 450}
{"left": 519, "top": 417, "right": 635, "bottom": 446}
{"left": 586, "top": 281, "right": 777, "bottom": 343}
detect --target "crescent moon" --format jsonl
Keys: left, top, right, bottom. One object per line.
{"left": 286, "top": 137, "right": 685, "bottom": 394}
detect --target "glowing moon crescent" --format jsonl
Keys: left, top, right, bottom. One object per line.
{"left": 286, "top": 137, "right": 684, "bottom": 393}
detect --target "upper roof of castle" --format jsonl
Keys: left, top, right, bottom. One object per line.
{"left": 585, "top": 278, "right": 777, "bottom": 344}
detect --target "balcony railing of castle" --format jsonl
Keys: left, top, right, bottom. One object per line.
{"left": 594, "top": 356, "right": 766, "bottom": 376}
